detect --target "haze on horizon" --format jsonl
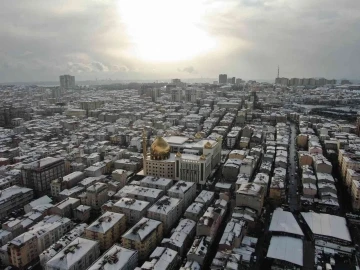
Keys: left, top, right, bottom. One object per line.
{"left": 0, "top": 0, "right": 359, "bottom": 83}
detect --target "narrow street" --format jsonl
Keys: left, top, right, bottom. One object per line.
{"left": 288, "top": 122, "right": 299, "bottom": 211}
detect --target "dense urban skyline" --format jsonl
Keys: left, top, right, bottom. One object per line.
{"left": 1, "top": 0, "right": 360, "bottom": 82}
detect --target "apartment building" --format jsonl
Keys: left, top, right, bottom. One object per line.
{"left": 184, "top": 202, "right": 206, "bottom": 222}
{"left": 253, "top": 173, "right": 270, "bottom": 194}
{"left": 0, "top": 185, "right": 33, "bottom": 219}
{"left": 168, "top": 181, "right": 196, "bottom": 212}
{"left": 59, "top": 74, "right": 75, "bottom": 89}
{"left": 85, "top": 211, "right": 126, "bottom": 250}
{"left": 187, "top": 236, "right": 211, "bottom": 266}
{"left": 122, "top": 217, "right": 163, "bottom": 262}
{"left": 50, "top": 171, "right": 84, "bottom": 197}
{"left": 140, "top": 175, "right": 174, "bottom": 191}
{"left": 73, "top": 205, "right": 91, "bottom": 222}
{"left": 112, "top": 197, "right": 151, "bottom": 226}
{"left": 8, "top": 232, "right": 38, "bottom": 269}
{"left": 24, "top": 195, "right": 52, "bottom": 213}
{"left": 81, "top": 182, "right": 108, "bottom": 211}
{"left": 236, "top": 183, "right": 265, "bottom": 215}
{"left": 21, "top": 157, "right": 65, "bottom": 196}
{"left": 115, "top": 185, "right": 164, "bottom": 203}
{"left": 342, "top": 155, "right": 360, "bottom": 185}
{"left": 313, "top": 155, "right": 333, "bottom": 174}
{"left": 197, "top": 206, "right": 226, "bottom": 241}
{"left": 147, "top": 196, "right": 182, "bottom": 233}
{"left": 28, "top": 215, "right": 74, "bottom": 253}
{"left": 45, "top": 237, "right": 100, "bottom": 270}
{"left": 350, "top": 173, "right": 360, "bottom": 210}
{"left": 218, "top": 218, "right": 247, "bottom": 251}
{"left": 194, "top": 190, "right": 215, "bottom": 208}
{"left": 140, "top": 247, "right": 180, "bottom": 270}
{"left": 39, "top": 223, "right": 88, "bottom": 268}
{"left": 162, "top": 218, "right": 196, "bottom": 257}
{"left": 87, "top": 244, "right": 138, "bottom": 270}
{"left": 50, "top": 198, "right": 80, "bottom": 218}
{"left": 111, "top": 169, "right": 129, "bottom": 188}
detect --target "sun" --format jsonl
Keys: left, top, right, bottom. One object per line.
{"left": 117, "top": 0, "right": 216, "bottom": 62}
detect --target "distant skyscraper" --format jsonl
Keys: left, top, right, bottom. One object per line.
{"left": 341, "top": 79, "right": 351, "bottom": 85}
{"left": 231, "top": 77, "right": 236, "bottom": 84}
{"left": 219, "top": 74, "right": 227, "bottom": 84}
{"left": 171, "top": 88, "right": 182, "bottom": 102}
{"left": 60, "top": 75, "right": 75, "bottom": 89}
{"left": 171, "top": 79, "right": 182, "bottom": 86}
{"left": 236, "top": 78, "right": 243, "bottom": 85}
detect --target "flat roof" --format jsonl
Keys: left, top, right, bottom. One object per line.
{"left": 237, "top": 183, "right": 263, "bottom": 196}
{"left": 267, "top": 236, "right": 303, "bottom": 266}
{"left": 301, "top": 212, "right": 351, "bottom": 242}
{"left": 163, "top": 136, "right": 189, "bottom": 145}
{"left": 141, "top": 176, "right": 173, "bottom": 186}
{"left": 168, "top": 181, "right": 195, "bottom": 194}
{"left": 113, "top": 197, "right": 150, "bottom": 211}
{"left": 269, "top": 208, "right": 304, "bottom": 236}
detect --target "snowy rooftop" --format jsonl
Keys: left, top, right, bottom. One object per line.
{"left": 86, "top": 212, "right": 125, "bottom": 233}
{"left": 187, "top": 236, "right": 211, "bottom": 257}
{"left": 267, "top": 236, "right": 303, "bottom": 266}
{"left": 88, "top": 244, "right": 137, "bottom": 270}
{"left": 0, "top": 185, "right": 32, "bottom": 204}
{"left": 185, "top": 202, "right": 205, "bottom": 215}
{"left": 269, "top": 208, "right": 304, "bottom": 236}
{"left": 40, "top": 223, "right": 87, "bottom": 264}
{"left": 113, "top": 197, "right": 150, "bottom": 211}
{"left": 220, "top": 219, "right": 247, "bottom": 247}
{"left": 161, "top": 218, "right": 196, "bottom": 248}
{"left": 180, "top": 260, "right": 201, "bottom": 270}
{"left": 46, "top": 237, "right": 98, "bottom": 269}
{"left": 301, "top": 212, "right": 351, "bottom": 242}
{"left": 122, "top": 218, "right": 162, "bottom": 242}
{"left": 140, "top": 247, "right": 178, "bottom": 270}
{"left": 237, "top": 183, "right": 263, "bottom": 196}
{"left": 195, "top": 190, "right": 215, "bottom": 205}
{"left": 63, "top": 171, "right": 83, "bottom": 182}
{"left": 27, "top": 195, "right": 52, "bottom": 208}
{"left": 148, "top": 196, "right": 181, "bottom": 214}
{"left": 116, "top": 185, "right": 163, "bottom": 199}
{"left": 168, "top": 181, "right": 195, "bottom": 194}
{"left": 140, "top": 176, "right": 173, "bottom": 187}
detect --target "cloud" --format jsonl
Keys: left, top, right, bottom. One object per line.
{"left": 178, "top": 66, "right": 197, "bottom": 74}
{"left": 0, "top": 0, "right": 359, "bottom": 81}
{"left": 111, "top": 65, "right": 129, "bottom": 72}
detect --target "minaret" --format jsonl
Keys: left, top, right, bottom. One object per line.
{"left": 277, "top": 65, "right": 280, "bottom": 78}
{"left": 142, "top": 128, "right": 147, "bottom": 174}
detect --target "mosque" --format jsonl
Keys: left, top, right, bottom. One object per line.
{"left": 142, "top": 131, "right": 222, "bottom": 185}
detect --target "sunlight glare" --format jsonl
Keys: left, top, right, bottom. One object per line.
{"left": 117, "top": 0, "right": 216, "bottom": 62}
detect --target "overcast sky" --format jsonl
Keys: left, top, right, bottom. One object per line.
{"left": 1, "top": 0, "right": 359, "bottom": 82}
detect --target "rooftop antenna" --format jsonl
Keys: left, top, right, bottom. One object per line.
{"left": 277, "top": 65, "right": 280, "bottom": 78}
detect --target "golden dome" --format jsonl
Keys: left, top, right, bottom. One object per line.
{"left": 216, "top": 137, "right": 223, "bottom": 142}
{"left": 176, "top": 151, "right": 182, "bottom": 157}
{"left": 195, "top": 132, "right": 203, "bottom": 139}
{"left": 200, "top": 154, "right": 206, "bottom": 160}
{"left": 204, "top": 141, "right": 213, "bottom": 149}
{"left": 151, "top": 136, "right": 170, "bottom": 155}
